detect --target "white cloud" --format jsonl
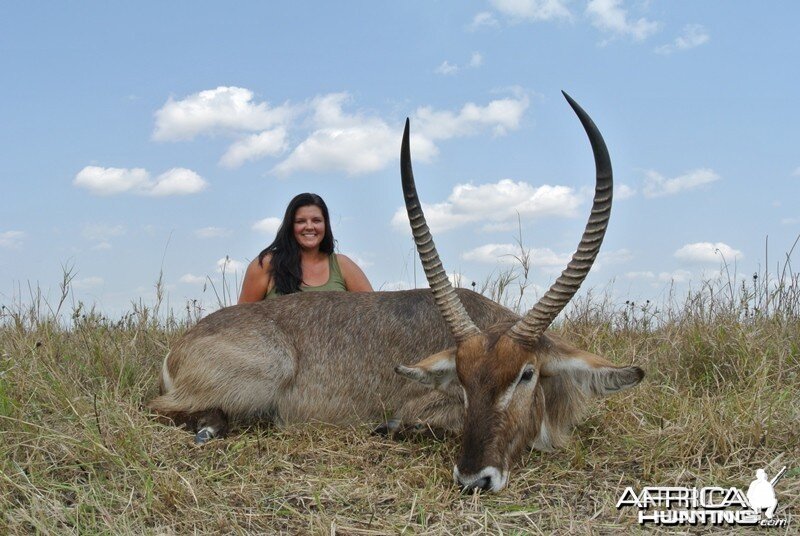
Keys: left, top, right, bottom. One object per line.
{"left": 91, "top": 242, "right": 112, "bottom": 251}
{"left": 448, "top": 271, "right": 472, "bottom": 288}
{"left": 793, "top": 166, "right": 800, "bottom": 176}
{"left": 73, "top": 166, "right": 151, "bottom": 196}
{"left": 252, "top": 217, "right": 282, "bottom": 235}
{"left": 72, "top": 276, "right": 104, "bottom": 290}
{"left": 658, "top": 269, "right": 692, "bottom": 283}
{"left": 625, "top": 271, "right": 655, "bottom": 280}
{"left": 469, "top": 52, "right": 484, "bottom": 68}
{"left": 655, "top": 24, "right": 710, "bottom": 55}
{"left": 180, "top": 273, "right": 207, "bottom": 285}
{"left": 642, "top": 168, "right": 719, "bottom": 198}
{"left": 462, "top": 244, "right": 570, "bottom": 270}
{"left": 463, "top": 243, "right": 519, "bottom": 263}
{"left": 217, "top": 257, "right": 246, "bottom": 274}
{"left": 436, "top": 53, "right": 484, "bottom": 76}
{"left": 220, "top": 128, "right": 288, "bottom": 168}
{"left": 468, "top": 11, "right": 500, "bottom": 31}
{"left": 675, "top": 242, "right": 743, "bottom": 263}
{"left": 153, "top": 86, "right": 294, "bottom": 141}
{"left": 392, "top": 179, "right": 581, "bottom": 233}
{"left": 272, "top": 93, "right": 400, "bottom": 177}
{"left": 82, "top": 224, "right": 125, "bottom": 241}
{"left": 435, "top": 61, "right": 459, "bottom": 76}
{"left": 598, "top": 248, "right": 633, "bottom": 265}
{"left": 616, "top": 183, "right": 636, "bottom": 200}
{"left": 586, "top": 0, "right": 659, "bottom": 42}
{"left": 414, "top": 93, "right": 529, "bottom": 139}
{"left": 195, "top": 227, "right": 232, "bottom": 239}
{"left": 73, "top": 166, "right": 207, "bottom": 197}
{"left": 273, "top": 92, "right": 528, "bottom": 178}
{"left": 782, "top": 217, "right": 800, "bottom": 225}
{"left": 147, "top": 168, "right": 208, "bottom": 196}
{"left": 626, "top": 269, "right": 692, "bottom": 284}
{"left": 0, "top": 231, "right": 25, "bottom": 248}
{"left": 490, "top": 0, "right": 572, "bottom": 22}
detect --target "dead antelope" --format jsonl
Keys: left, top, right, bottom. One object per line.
{"left": 148, "top": 92, "right": 643, "bottom": 492}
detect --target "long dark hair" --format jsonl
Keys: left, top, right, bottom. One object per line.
{"left": 257, "top": 193, "right": 335, "bottom": 295}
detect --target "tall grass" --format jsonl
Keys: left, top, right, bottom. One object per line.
{"left": 0, "top": 244, "right": 798, "bottom": 534}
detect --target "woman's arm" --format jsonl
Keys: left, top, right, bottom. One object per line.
{"left": 337, "top": 254, "right": 373, "bottom": 292}
{"left": 238, "top": 256, "right": 272, "bottom": 303}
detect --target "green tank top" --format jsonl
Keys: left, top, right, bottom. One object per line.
{"left": 265, "top": 254, "right": 347, "bottom": 299}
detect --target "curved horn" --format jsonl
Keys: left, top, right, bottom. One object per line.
{"left": 508, "top": 92, "right": 613, "bottom": 343}
{"left": 401, "top": 119, "right": 480, "bottom": 342}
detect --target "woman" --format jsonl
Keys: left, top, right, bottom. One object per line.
{"left": 238, "top": 193, "right": 373, "bottom": 303}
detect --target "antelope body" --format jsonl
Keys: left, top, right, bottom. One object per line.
{"left": 149, "top": 92, "right": 644, "bottom": 492}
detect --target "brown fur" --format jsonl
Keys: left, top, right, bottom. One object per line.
{"left": 148, "top": 288, "right": 643, "bottom": 490}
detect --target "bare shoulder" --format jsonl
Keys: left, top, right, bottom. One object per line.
{"left": 246, "top": 254, "right": 271, "bottom": 274}
{"left": 335, "top": 254, "right": 373, "bottom": 292}
{"left": 238, "top": 254, "right": 273, "bottom": 304}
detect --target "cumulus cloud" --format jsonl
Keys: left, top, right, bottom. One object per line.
{"left": 435, "top": 61, "right": 459, "bottom": 76}
{"left": 625, "top": 269, "right": 692, "bottom": 284}
{"left": 616, "top": 183, "right": 636, "bottom": 200}
{"left": 468, "top": 12, "right": 500, "bottom": 30}
{"left": 413, "top": 92, "right": 529, "bottom": 139}
{"left": 272, "top": 93, "right": 401, "bottom": 177}
{"left": 624, "top": 271, "right": 655, "bottom": 280}
{"left": 252, "top": 217, "right": 282, "bottom": 236}
{"left": 73, "top": 166, "right": 150, "bottom": 196}
{"left": 180, "top": 273, "right": 207, "bottom": 285}
{"left": 148, "top": 168, "right": 207, "bottom": 196}
{"left": 490, "top": 0, "right": 572, "bottom": 22}
{"left": 463, "top": 243, "right": 571, "bottom": 271}
{"left": 674, "top": 242, "right": 743, "bottom": 263}
{"left": 392, "top": 179, "right": 581, "bottom": 233}
{"left": 220, "top": 127, "right": 288, "bottom": 168}
{"left": 153, "top": 86, "right": 294, "bottom": 141}
{"left": 195, "top": 227, "right": 231, "bottom": 239}
{"left": 217, "top": 257, "right": 246, "bottom": 275}
{"left": 82, "top": 224, "right": 125, "bottom": 242}
{"left": 73, "top": 166, "right": 207, "bottom": 196}
{"left": 586, "top": 0, "right": 659, "bottom": 42}
{"left": 273, "top": 92, "right": 528, "bottom": 177}
{"left": 659, "top": 269, "right": 692, "bottom": 283}
{"left": 655, "top": 24, "right": 710, "bottom": 55}
{"left": 598, "top": 248, "right": 633, "bottom": 265}
{"left": 642, "top": 168, "right": 719, "bottom": 198}
{"left": 72, "top": 276, "right": 104, "bottom": 290}
{"left": 0, "top": 231, "right": 25, "bottom": 248}
{"left": 435, "top": 52, "right": 484, "bottom": 76}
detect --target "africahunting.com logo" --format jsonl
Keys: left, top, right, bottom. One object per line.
{"left": 617, "top": 466, "right": 789, "bottom": 527}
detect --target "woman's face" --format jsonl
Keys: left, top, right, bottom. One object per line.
{"left": 293, "top": 204, "right": 326, "bottom": 251}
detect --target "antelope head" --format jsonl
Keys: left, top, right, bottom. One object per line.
{"left": 396, "top": 92, "right": 644, "bottom": 492}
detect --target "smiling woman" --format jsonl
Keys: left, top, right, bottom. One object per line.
{"left": 238, "top": 192, "right": 373, "bottom": 303}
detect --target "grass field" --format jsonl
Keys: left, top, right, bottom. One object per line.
{"left": 1, "top": 264, "right": 798, "bottom": 534}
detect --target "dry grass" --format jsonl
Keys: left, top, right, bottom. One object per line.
{"left": 1, "top": 262, "right": 798, "bottom": 534}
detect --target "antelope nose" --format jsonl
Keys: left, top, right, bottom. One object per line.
{"left": 459, "top": 475, "right": 492, "bottom": 493}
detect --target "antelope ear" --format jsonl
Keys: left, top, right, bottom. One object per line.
{"left": 395, "top": 348, "right": 458, "bottom": 389}
{"left": 541, "top": 352, "right": 644, "bottom": 397}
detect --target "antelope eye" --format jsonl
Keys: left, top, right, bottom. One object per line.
{"left": 520, "top": 368, "right": 535, "bottom": 382}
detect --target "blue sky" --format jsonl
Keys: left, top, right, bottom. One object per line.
{"left": 1, "top": 1, "right": 798, "bottom": 318}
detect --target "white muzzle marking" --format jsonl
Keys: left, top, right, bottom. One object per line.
{"left": 453, "top": 465, "right": 509, "bottom": 492}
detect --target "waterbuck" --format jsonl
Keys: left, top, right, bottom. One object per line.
{"left": 148, "top": 92, "right": 644, "bottom": 492}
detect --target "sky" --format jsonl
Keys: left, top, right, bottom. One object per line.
{"left": 1, "top": 1, "right": 798, "bottom": 319}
